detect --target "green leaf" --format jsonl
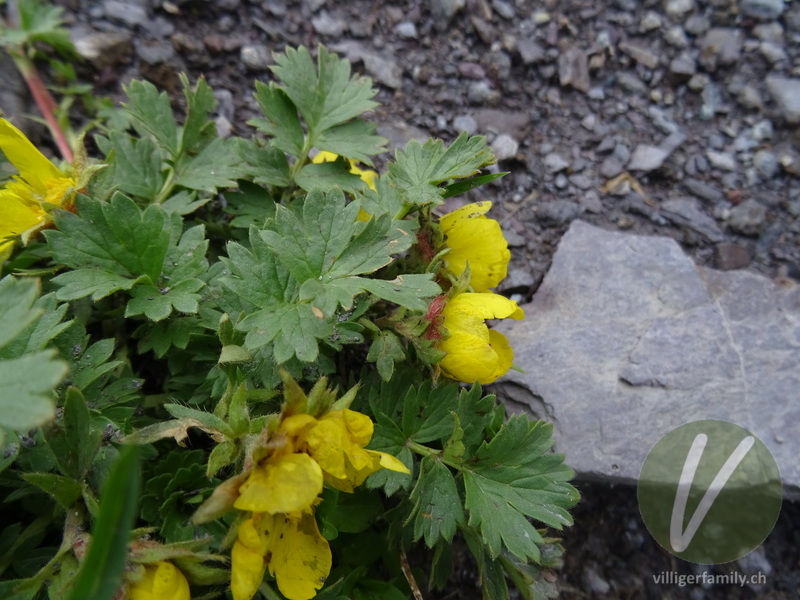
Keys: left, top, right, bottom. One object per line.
{"left": 223, "top": 181, "right": 278, "bottom": 229}
{"left": 20, "top": 472, "right": 83, "bottom": 509}
{"left": 0, "top": 276, "right": 42, "bottom": 350}
{"left": 463, "top": 417, "right": 578, "bottom": 562}
{"left": 125, "top": 279, "right": 204, "bottom": 321}
{"left": 173, "top": 137, "right": 241, "bottom": 193}
{"left": 180, "top": 74, "right": 218, "bottom": 155}
{"left": 207, "top": 440, "right": 239, "bottom": 477}
{"left": 1, "top": 0, "right": 76, "bottom": 57}
{"left": 271, "top": 45, "right": 378, "bottom": 137}
{"left": 358, "top": 275, "right": 440, "bottom": 311}
{"left": 0, "top": 351, "right": 67, "bottom": 448}
{"left": 47, "top": 193, "right": 170, "bottom": 285}
{"left": 0, "top": 291, "right": 71, "bottom": 358}
{"left": 442, "top": 412, "right": 466, "bottom": 463}
{"left": 407, "top": 456, "right": 464, "bottom": 546}
{"left": 250, "top": 82, "right": 305, "bottom": 156}
{"left": 107, "top": 132, "right": 165, "bottom": 200}
{"left": 464, "top": 530, "right": 510, "bottom": 600}
{"left": 123, "top": 80, "right": 179, "bottom": 158}
{"left": 164, "top": 404, "right": 233, "bottom": 438}
{"left": 50, "top": 270, "right": 142, "bottom": 302}
{"left": 233, "top": 138, "right": 292, "bottom": 188}
{"left": 294, "top": 161, "right": 368, "bottom": 193}
{"left": 314, "top": 119, "right": 386, "bottom": 166}
{"left": 227, "top": 384, "right": 249, "bottom": 436}
{"left": 388, "top": 133, "right": 495, "bottom": 208}
{"left": 366, "top": 330, "right": 405, "bottom": 381}
{"left": 239, "top": 303, "right": 332, "bottom": 363}
{"left": 261, "top": 189, "right": 405, "bottom": 286}
{"left": 442, "top": 171, "right": 509, "bottom": 199}
{"left": 137, "top": 317, "right": 200, "bottom": 358}
{"left": 66, "top": 446, "right": 140, "bottom": 600}
{"left": 44, "top": 388, "right": 100, "bottom": 479}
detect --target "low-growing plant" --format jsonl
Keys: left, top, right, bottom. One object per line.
{"left": 0, "top": 43, "right": 579, "bottom": 600}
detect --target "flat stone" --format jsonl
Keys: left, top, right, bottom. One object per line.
{"left": 558, "top": 46, "right": 590, "bottom": 93}
{"left": 311, "top": 10, "right": 344, "bottom": 36}
{"left": 517, "top": 39, "right": 546, "bottom": 64}
{"left": 765, "top": 75, "right": 800, "bottom": 125}
{"left": 71, "top": 29, "right": 132, "bottom": 68}
{"left": 706, "top": 150, "right": 737, "bottom": 171}
{"left": 627, "top": 144, "right": 670, "bottom": 171}
{"left": 240, "top": 45, "right": 271, "bottom": 70}
{"left": 535, "top": 200, "right": 584, "bottom": 225}
{"left": 491, "top": 134, "right": 519, "bottom": 161}
{"left": 103, "top": 0, "right": 148, "bottom": 27}
{"left": 699, "top": 28, "right": 743, "bottom": 71}
{"left": 495, "top": 221, "right": 800, "bottom": 499}
{"left": 727, "top": 199, "right": 768, "bottom": 235}
{"left": 740, "top": 0, "right": 784, "bottom": 21}
{"left": 543, "top": 152, "right": 570, "bottom": 173}
{"left": 618, "top": 41, "right": 660, "bottom": 69}
{"left": 715, "top": 242, "right": 751, "bottom": 270}
{"left": 683, "top": 178, "right": 724, "bottom": 203}
{"left": 452, "top": 115, "right": 478, "bottom": 135}
{"left": 472, "top": 109, "right": 529, "bottom": 136}
{"left": 661, "top": 197, "right": 725, "bottom": 242}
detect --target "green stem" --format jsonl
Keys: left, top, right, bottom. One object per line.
{"left": 406, "top": 440, "right": 462, "bottom": 470}
{"left": 152, "top": 166, "right": 176, "bottom": 204}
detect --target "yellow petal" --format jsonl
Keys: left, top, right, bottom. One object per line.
{"left": 446, "top": 292, "right": 524, "bottom": 321}
{"left": 311, "top": 151, "right": 339, "bottom": 164}
{"left": 439, "top": 201, "right": 493, "bottom": 231}
{"left": 151, "top": 561, "right": 190, "bottom": 600}
{"left": 340, "top": 409, "right": 374, "bottom": 446}
{"left": 128, "top": 562, "right": 189, "bottom": 600}
{"left": 486, "top": 329, "right": 515, "bottom": 382}
{"left": 349, "top": 163, "right": 378, "bottom": 190}
{"left": 438, "top": 293, "right": 521, "bottom": 384}
{"left": 0, "top": 189, "right": 46, "bottom": 242}
{"left": 269, "top": 511, "right": 332, "bottom": 600}
{"left": 0, "top": 118, "right": 63, "bottom": 194}
{"left": 279, "top": 413, "right": 317, "bottom": 439}
{"left": 303, "top": 415, "right": 353, "bottom": 481}
{"left": 439, "top": 329, "right": 503, "bottom": 384}
{"left": 234, "top": 454, "right": 322, "bottom": 514}
{"left": 237, "top": 516, "right": 270, "bottom": 555}
{"left": 128, "top": 565, "right": 157, "bottom": 600}
{"left": 231, "top": 540, "right": 268, "bottom": 600}
{"left": 443, "top": 219, "right": 509, "bottom": 292}
{"left": 372, "top": 450, "right": 410, "bottom": 474}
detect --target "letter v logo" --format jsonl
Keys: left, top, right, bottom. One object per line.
{"left": 638, "top": 420, "right": 782, "bottom": 564}
{"left": 669, "top": 433, "right": 754, "bottom": 552}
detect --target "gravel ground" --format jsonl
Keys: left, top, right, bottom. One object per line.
{"left": 13, "top": 0, "right": 800, "bottom": 597}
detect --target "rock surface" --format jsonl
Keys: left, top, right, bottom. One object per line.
{"left": 496, "top": 221, "right": 800, "bottom": 499}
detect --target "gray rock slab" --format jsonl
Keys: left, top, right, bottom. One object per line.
{"left": 495, "top": 221, "right": 800, "bottom": 499}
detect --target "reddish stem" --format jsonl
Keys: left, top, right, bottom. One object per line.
{"left": 20, "top": 62, "right": 74, "bottom": 163}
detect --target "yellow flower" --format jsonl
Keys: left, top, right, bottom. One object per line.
{"left": 232, "top": 511, "right": 332, "bottom": 600}
{"left": 439, "top": 201, "right": 510, "bottom": 292}
{"left": 229, "top": 407, "right": 407, "bottom": 600}
{"left": 438, "top": 292, "right": 524, "bottom": 385}
{"left": 127, "top": 561, "right": 190, "bottom": 600}
{"left": 301, "top": 409, "right": 409, "bottom": 492}
{"left": 234, "top": 452, "right": 323, "bottom": 514}
{"left": 0, "top": 118, "right": 76, "bottom": 256}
